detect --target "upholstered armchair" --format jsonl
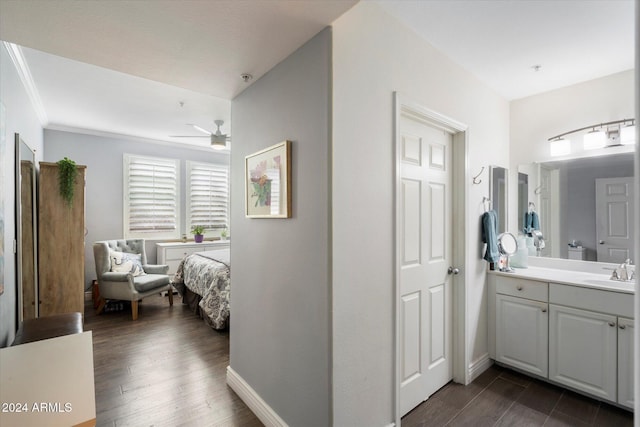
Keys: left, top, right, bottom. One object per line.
{"left": 93, "top": 239, "right": 172, "bottom": 320}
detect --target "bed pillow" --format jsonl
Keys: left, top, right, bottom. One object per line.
{"left": 109, "top": 250, "right": 146, "bottom": 277}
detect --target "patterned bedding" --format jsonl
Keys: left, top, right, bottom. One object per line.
{"left": 173, "top": 249, "right": 230, "bottom": 329}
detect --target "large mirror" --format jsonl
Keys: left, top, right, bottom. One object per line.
{"left": 490, "top": 166, "right": 508, "bottom": 233}
{"left": 518, "top": 151, "right": 634, "bottom": 262}
{"left": 15, "top": 134, "right": 37, "bottom": 321}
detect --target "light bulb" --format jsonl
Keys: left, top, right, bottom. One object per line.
{"left": 621, "top": 124, "right": 636, "bottom": 145}
{"left": 550, "top": 138, "right": 570, "bottom": 157}
{"left": 583, "top": 129, "right": 606, "bottom": 150}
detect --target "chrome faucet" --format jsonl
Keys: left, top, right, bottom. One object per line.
{"left": 610, "top": 259, "right": 634, "bottom": 281}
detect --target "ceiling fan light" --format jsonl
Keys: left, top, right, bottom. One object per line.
{"left": 583, "top": 129, "right": 606, "bottom": 150}
{"left": 550, "top": 137, "right": 570, "bottom": 157}
{"left": 621, "top": 124, "right": 636, "bottom": 145}
{"left": 211, "top": 139, "right": 226, "bottom": 150}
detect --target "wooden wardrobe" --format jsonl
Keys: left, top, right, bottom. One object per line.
{"left": 38, "top": 162, "right": 87, "bottom": 317}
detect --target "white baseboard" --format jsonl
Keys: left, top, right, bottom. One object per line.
{"left": 226, "top": 366, "right": 288, "bottom": 427}
{"left": 467, "top": 353, "right": 492, "bottom": 383}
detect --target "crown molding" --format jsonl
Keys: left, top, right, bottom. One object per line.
{"left": 45, "top": 124, "right": 230, "bottom": 154}
{"left": 2, "top": 42, "right": 48, "bottom": 126}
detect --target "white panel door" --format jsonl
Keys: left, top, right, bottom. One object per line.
{"left": 495, "top": 294, "right": 548, "bottom": 377}
{"left": 399, "top": 113, "right": 453, "bottom": 416}
{"left": 618, "top": 317, "right": 634, "bottom": 409}
{"left": 596, "top": 177, "right": 634, "bottom": 263}
{"left": 549, "top": 304, "right": 617, "bottom": 401}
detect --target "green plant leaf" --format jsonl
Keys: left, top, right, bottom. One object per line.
{"left": 57, "top": 157, "right": 78, "bottom": 207}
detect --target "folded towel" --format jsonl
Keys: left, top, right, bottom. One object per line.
{"left": 482, "top": 210, "right": 499, "bottom": 263}
{"left": 523, "top": 211, "right": 540, "bottom": 235}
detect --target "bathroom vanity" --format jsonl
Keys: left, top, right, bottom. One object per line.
{"left": 488, "top": 258, "right": 634, "bottom": 410}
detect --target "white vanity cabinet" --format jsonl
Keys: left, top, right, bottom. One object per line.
{"left": 618, "top": 317, "right": 635, "bottom": 409}
{"left": 494, "top": 277, "right": 548, "bottom": 377}
{"left": 548, "top": 282, "right": 634, "bottom": 406}
{"left": 157, "top": 241, "right": 230, "bottom": 276}
{"left": 548, "top": 304, "right": 617, "bottom": 401}
{"left": 489, "top": 272, "right": 634, "bottom": 410}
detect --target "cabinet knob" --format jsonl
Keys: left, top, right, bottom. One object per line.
{"left": 516, "top": 285, "right": 523, "bottom": 291}
{"left": 541, "top": 308, "right": 547, "bottom": 313}
{"left": 619, "top": 325, "right": 626, "bottom": 330}
{"left": 608, "top": 321, "right": 616, "bottom": 327}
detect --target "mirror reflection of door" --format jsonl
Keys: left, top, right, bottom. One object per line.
{"left": 517, "top": 173, "right": 528, "bottom": 234}
{"left": 490, "top": 166, "right": 508, "bottom": 233}
{"left": 15, "top": 134, "right": 38, "bottom": 321}
{"left": 595, "top": 177, "right": 634, "bottom": 263}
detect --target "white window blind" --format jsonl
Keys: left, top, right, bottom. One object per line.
{"left": 187, "top": 161, "right": 229, "bottom": 232}
{"left": 124, "top": 154, "right": 179, "bottom": 239}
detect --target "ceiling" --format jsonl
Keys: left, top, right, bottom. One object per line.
{"left": 375, "top": 0, "right": 635, "bottom": 100}
{"left": 0, "top": 0, "right": 635, "bottom": 147}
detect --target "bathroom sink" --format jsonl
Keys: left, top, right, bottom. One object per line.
{"left": 582, "top": 278, "right": 635, "bottom": 291}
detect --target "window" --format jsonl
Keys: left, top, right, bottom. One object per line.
{"left": 187, "top": 161, "right": 229, "bottom": 234}
{"left": 124, "top": 154, "right": 180, "bottom": 239}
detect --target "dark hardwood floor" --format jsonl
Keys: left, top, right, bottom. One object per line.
{"left": 84, "top": 294, "right": 263, "bottom": 427}
{"left": 403, "top": 364, "right": 634, "bottom": 427}
{"left": 87, "top": 296, "right": 633, "bottom": 427}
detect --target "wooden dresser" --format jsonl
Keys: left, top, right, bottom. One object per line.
{"left": 157, "top": 241, "right": 229, "bottom": 277}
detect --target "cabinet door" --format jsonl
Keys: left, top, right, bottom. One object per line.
{"left": 549, "top": 305, "right": 617, "bottom": 401}
{"left": 496, "top": 294, "right": 548, "bottom": 377}
{"left": 618, "top": 317, "right": 634, "bottom": 409}
{"left": 38, "top": 164, "right": 86, "bottom": 317}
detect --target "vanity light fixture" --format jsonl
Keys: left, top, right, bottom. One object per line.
{"left": 549, "top": 137, "right": 571, "bottom": 157}
{"left": 548, "top": 118, "right": 635, "bottom": 156}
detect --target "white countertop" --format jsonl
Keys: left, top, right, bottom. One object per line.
{"left": 0, "top": 332, "right": 96, "bottom": 427}
{"left": 490, "top": 265, "right": 635, "bottom": 294}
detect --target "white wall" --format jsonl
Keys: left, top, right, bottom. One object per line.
{"left": 509, "top": 70, "right": 635, "bottom": 232}
{"left": 331, "top": 3, "right": 509, "bottom": 425}
{"left": 0, "top": 43, "right": 44, "bottom": 347}
{"left": 43, "top": 129, "right": 229, "bottom": 290}
{"left": 229, "top": 29, "right": 332, "bottom": 427}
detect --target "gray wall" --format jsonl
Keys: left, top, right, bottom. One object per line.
{"left": 229, "top": 28, "right": 331, "bottom": 426}
{"left": 559, "top": 155, "right": 634, "bottom": 260}
{"left": 43, "top": 129, "right": 229, "bottom": 290}
{"left": 0, "top": 44, "right": 44, "bottom": 347}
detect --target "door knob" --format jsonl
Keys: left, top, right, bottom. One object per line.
{"left": 599, "top": 240, "right": 605, "bottom": 245}
{"left": 447, "top": 267, "right": 460, "bottom": 275}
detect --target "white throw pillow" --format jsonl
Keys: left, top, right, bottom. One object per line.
{"left": 109, "top": 250, "right": 146, "bottom": 277}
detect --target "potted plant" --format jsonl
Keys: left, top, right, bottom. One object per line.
{"left": 191, "top": 225, "right": 205, "bottom": 243}
{"left": 57, "top": 157, "right": 78, "bottom": 207}
{"left": 220, "top": 227, "right": 228, "bottom": 240}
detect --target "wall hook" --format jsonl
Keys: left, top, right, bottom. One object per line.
{"left": 472, "top": 167, "right": 484, "bottom": 185}
{"left": 482, "top": 196, "right": 492, "bottom": 212}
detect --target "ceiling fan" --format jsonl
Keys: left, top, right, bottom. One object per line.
{"left": 170, "top": 119, "right": 230, "bottom": 150}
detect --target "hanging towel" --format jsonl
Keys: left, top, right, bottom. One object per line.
{"left": 482, "top": 210, "right": 499, "bottom": 263}
{"left": 523, "top": 211, "right": 540, "bottom": 235}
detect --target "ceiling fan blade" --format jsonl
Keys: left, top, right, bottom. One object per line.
{"left": 169, "top": 135, "right": 210, "bottom": 138}
{"left": 192, "top": 124, "right": 212, "bottom": 135}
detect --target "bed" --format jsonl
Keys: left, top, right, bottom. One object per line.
{"left": 172, "top": 249, "right": 230, "bottom": 329}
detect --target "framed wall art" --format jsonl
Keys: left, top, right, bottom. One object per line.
{"left": 245, "top": 141, "right": 291, "bottom": 218}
